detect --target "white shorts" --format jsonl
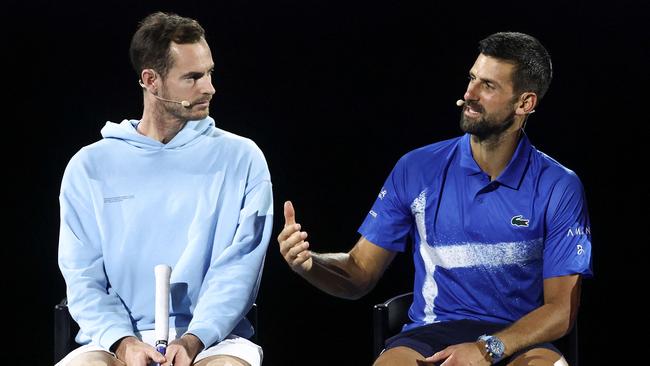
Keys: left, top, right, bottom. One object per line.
{"left": 55, "top": 328, "right": 262, "bottom": 366}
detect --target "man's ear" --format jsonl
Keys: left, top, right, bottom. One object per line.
{"left": 515, "top": 92, "right": 538, "bottom": 115}
{"left": 139, "top": 69, "right": 157, "bottom": 90}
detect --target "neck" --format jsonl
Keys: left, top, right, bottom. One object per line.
{"left": 138, "top": 103, "right": 187, "bottom": 143}
{"left": 470, "top": 126, "right": 523, "bottom": 180}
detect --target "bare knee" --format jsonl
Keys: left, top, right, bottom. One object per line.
{"left": 67, "top": 351, "right": 121, "bottom": 366}
{"left": 508, "top": 348, "right": 564, "bottom": 366}
{"left": 195, "top": 355, "right": 251, "bottom": 366}
{"left": 373, "top": 346, "right": 425, "bottom": 366}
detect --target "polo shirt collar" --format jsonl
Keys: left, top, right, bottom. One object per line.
{"left": 458, "top": 132, "right": 532, "bottom": 190}
{"left": 459, "top": 133, "right": 482, "bottom": 175}
{"left": 496, "top": 132, "right": 532, "bottom": 189}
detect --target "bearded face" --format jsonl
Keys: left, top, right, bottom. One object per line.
{"left": 459, "top": 54, "right": 526, "bottom": 141}
{"left": 158, "top": 81, "right": 212, "bottom": 121}
{"left": 459, "top": 99, "right": 517, "bottom": 141}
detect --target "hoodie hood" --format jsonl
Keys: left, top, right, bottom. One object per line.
{"left": 100, "top": 117, "right": 217, "bottom": 150}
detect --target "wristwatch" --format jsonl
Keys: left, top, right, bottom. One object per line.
{"left": 478, "top": 334, "right": 505, "bottom": 364}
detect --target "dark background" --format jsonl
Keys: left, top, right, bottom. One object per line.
{"left": 5, "top": 0, "right": 646, "bottom": 365}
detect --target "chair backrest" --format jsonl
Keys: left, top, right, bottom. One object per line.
{"left": 372, "top": 292, "right": 413, "bottom": 359}
{"left": 54, "top": 298, "right": 259, "bottom": 364}
{"left": 54, "top": 298, "right": 80, "bottom": 363}
{"left": 371, "top": 292, "right": 579, "bottom": 365}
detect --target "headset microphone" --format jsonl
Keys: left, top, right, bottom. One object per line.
{"left": 153, "top": 95, "right": 191, "bottom": 108}
{"left": 456, "top": 98, "right": 535, "bottom": 114}
{"left": 139, "top": 80, "right": 191, "bottom": 108}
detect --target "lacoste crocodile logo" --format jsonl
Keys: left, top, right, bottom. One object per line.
{"left": 511, "top": 215, "right": 530, "bottom": 227}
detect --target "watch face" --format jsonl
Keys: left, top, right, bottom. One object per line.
{"left": 488, "top": 337, "right": 505, "bottom": 357}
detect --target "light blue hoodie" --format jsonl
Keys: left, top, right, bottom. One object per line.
{"left": 58, "top": 117, "right": 273, "bottom": 351}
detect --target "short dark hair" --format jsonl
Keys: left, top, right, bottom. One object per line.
{"left": 129, "top": 12, "right": 206, "bottom": 79}
{"left": 478, "top": 32, "right": 552, "bottom": 101}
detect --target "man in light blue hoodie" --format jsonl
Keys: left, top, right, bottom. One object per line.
{"left": 57, "top": 12, "right": 273, "bottom": 366}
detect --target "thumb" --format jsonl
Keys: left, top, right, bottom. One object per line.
{"left": 426, "top": 348, "right": 448, "bottom": 362}
{"left": 284, "top": 200, "right": 296, "bottom": 226}
{"left": 148, "top": 348, "right": 167, "bottom": 364}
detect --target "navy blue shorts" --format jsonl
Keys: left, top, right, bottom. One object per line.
{"left": 383, "top": 319, "right": 561, "bottom": 365}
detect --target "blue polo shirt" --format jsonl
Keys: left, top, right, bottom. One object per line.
{"left": 359, "top": 133, "right": 592, "bottom": 329}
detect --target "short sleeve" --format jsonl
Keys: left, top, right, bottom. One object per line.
{"left": 543, "top": 172, "right": 593, "bottom": 279}
{"left": 358, "top": 157, "right": 412, "bottom": 252}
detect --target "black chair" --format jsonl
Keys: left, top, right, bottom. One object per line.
{"left": 372, "top": 292, "right": 414, "bottom": 360}
{"left": 54, "top": 298, "right": 80, "bottom": 364}
{"left": 372, "top": 292, "right": 579, "bottom": 365}
{"left": 54, "top": 298, "right": 259, "bottom": 364}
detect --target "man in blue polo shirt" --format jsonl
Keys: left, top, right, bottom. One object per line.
{"left": 278, "top": 31, "right": 592, "bottom": 365}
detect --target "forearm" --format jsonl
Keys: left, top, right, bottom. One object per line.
{"left": 279, "top": 202, "right": 395, "bottom": 300}
{"left": 495, "top": 274, "right": 580, "bottom": 356}
{"left": 62, "top": 269, "right": 135, "bottom": 349}
{"left": 59, "top": 197, "right": 135, "bottom": 348}
{"left": 190, "top": 220, "right": 271, "bottom": 345}
{"left": 190, "top": 182, "right": 273, "bottom": 346}
{"left": 495, "top": 301, "right": 575, "bottom": 356}
{"left": 300, "top": 252, "right": 375, "bottom": 300}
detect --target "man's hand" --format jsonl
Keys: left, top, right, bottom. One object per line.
{"left": 114, "top": 336, "right": 166, "bottom": 366}
{"left": 162, "top": 333, "right": 204, "bottom": 366}
{"left": 424, "top": 341, "right": 491, "bottom": 366}
{"left": 277, "top": 201, "right": 313, "bottom": 273}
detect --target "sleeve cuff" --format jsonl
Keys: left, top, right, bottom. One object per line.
{"left": 98, "top": 325, "right": 136, "bottom": 351}
{"left": 186, "top": 324, "right": 220, "bottom": 349}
